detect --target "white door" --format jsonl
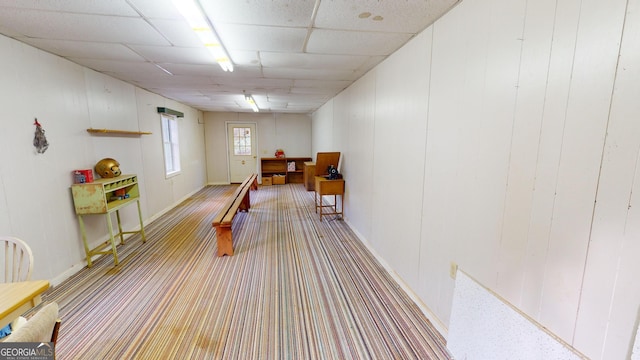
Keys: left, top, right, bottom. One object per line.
{"left": 227, "top": 123, "right": 257, "bottom": 183}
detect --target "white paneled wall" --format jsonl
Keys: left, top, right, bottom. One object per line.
{"left": 370, "top": 31, "right": 431, "bottom": 288}
{"left": 312, "top": 0, "right": 640, "bottom": 358}
{"left": 0, "top": 34, "right": 207, "bottom": 284}
{"left": 204, "top": 112, "right": 312, "bottom": 184}
{"left": 573, "top": 0, "right": 640, "bottom": 356}
{"left": 311, "top": 100, "right": 335, "bottom": 153}
{"left": 343, "top": 73, "right": 376, "bottom": 242}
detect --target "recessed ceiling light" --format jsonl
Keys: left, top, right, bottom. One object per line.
{"left": 372, "top": 15, "right": 384, "bottom": 21}
{"left": 358, "top": 12, "right": 371, "bottom": 18}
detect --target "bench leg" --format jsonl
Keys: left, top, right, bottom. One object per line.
{"left": 215, "top": 226, "right": 234, "bottom": 256}
{"left": 239, "top": 191, "right": 251, "bottom": 212}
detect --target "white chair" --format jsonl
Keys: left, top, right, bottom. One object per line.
{"left": 1, "top": 236, "right": 34, "bottom": 283}
{"left": 2, "top": 302, "right": 60, "bottom": 344}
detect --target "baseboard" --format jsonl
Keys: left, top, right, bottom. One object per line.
{"left": 344, "top": 218, "right": 449, "bottom": 338}
{"left": 51, "top": 261, "right": 87, "bottom": 287}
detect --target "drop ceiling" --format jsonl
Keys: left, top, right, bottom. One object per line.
{"left": 0, "top": 0, "right": 460, "bottom": 114}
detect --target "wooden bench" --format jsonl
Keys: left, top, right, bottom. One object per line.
{"left": 212, "top": 174, "right": 258, "bottom": 256}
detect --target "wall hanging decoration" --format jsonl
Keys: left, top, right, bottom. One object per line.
{"left": 33, "top": 118, "right": 49, "bottom": 154}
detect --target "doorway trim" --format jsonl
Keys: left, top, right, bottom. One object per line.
{"left": 224, "top": 121, "right": 258, "bottom": 184}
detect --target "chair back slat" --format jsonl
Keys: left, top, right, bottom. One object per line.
{"left": 1, "top": 236, "right": 34, "bottom": 283}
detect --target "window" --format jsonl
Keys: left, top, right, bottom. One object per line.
{"left": 233, "top": 127, "right": 252, "bottom": 155}
{"left": 161, "top": 114, "right": 181, "bottom": 177}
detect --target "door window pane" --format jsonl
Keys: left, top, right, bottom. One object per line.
{"left": 233, "top": 127, "right": 252, "bottom": 155}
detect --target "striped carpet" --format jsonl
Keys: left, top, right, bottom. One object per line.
{"left": 42, "top": 184, "right": 452, "bottom": 359}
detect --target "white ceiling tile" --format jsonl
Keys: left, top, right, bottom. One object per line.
{"left": 157, "top": 63, "right": 226, "bottom": 77}
{"left": 128, "top": 0, "right": 184, "bottom": 20}
{"left": 0, "top": 0, "right": 137, "bottom": 15}
{"left": 263, "top": 68, "right": 358, "bottom": 81}
{"left": 356, "top": 55, "right": 387, "bottom": 73}
{"left": 0, "top": 0, "right": 460, "bottom": 113}
{"left": 227, "top": 50, "right": 261, "bottom": 66}
{"left": 268, "top": 93, "right": 329, "bottom": 103}
{"left": 260, "top": 52, "right": 370, "bottom": 71}
{"left": 72, "top": 59, "right": 165, "bottom": 74}
{"left": 130, "top": 75, "right": 216, "bottom": 87}
{"left": 15, "top": 39, "right": 145, "bottom": 61}
{"left": 291, "top": 87, "right": 340, "bottom": 95}
{"left": 220, "top": 66, "right": 264, "bottom": 78}
{"left": 293, "top": 79, "right": 353, "bottom": 89}
{"left": 306, "top": 29, "right": 412, "bottom": 56}
{"left": 211, "top": 77, "right": 294, "bottom": 89}
{"left": 215, "top": 24, "right": 307, "bottom": 52}
{"left": 314, "top": 0, "right": 456, "bottom": 33}
{"left": 200, "top": 0, "right": 316, "bottom": 27}
{"left": 148, "top": 19, "right": 202, "bottom": 47}
{"left": 0, "top": 9, "right": 169, "bottom": 45}
{"left": 128, "top": 45, "right": 215, "bottom": 64}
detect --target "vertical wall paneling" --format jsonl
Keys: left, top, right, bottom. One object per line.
{"left": 0, "top": 33, "right": 209, "bottom": 282}
{"left": 311, "top": 100, "right": 334, "bottom": 154}
{"left": 573, "top": 0, "right": 640, "bottom": 357}
{"left": 419, "top": 10, "right": 466, "bottom": 323}
{"left": 496, "top": 0, "right": 557, "bottom": 305}
{"left": 84, "top": 69, "right": 145, "bottom": 241}
{"left": 539, "top": 0, "right": 627, "bottom": 341}
{"left": 84, "top": 69, "right": 138, "bottom": 130}
{"left": 332, "top": 90, "right": 349, "bottom": 157}
{"left": 343, "top": 73, "right": 376, "bottom": 239}
{"left": 519, "top": 0, "right": 582, "bottom": 318}
{"left": 138, "top": 89, "right": 170, "bottom": 215}
{"left": 456, "top": 0, "right": 526, "bottom": 288}
{"left": 274, "top": 113, "right": 312, "bottom": 157}
{"left": 370, "top": 31, "right": 431, "bottom": 287}
{"left": 622, "top": 158, "right": 640, "bottom": 360}
{"left": 310, "top": 0, "right": 640, "bottom": 355}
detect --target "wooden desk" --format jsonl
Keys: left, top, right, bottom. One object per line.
{"left": 71, "top": 174, "right": 146, "bottom": 267}
{"left": 315, "top": 176, "right": 345, "bottom": 221}
{"left": 0, "top": 280, "right": 50, "bottom": 329}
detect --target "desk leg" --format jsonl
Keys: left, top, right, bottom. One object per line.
{"left": 78, "top": 215, "right": 93, "bottom": 268}
{"left": 137, "top": 200, "right": 147, "bottom": 243}
{"left": 106, "top": 213, "right": 119, "bottom": 266}
{"left": 115, "top": 209, "right": 125, "bottom": 245}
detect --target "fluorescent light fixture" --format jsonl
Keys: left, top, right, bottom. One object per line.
{"left": 244, "top": 94, "right": 259, "bottom": 112}
{"left": 154, "top": 63, "right": 174, "bottom": 75}
{"left": 172, "top": 0, "right": 234, "bottom": 72}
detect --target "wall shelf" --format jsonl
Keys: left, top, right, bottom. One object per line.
{"left": 87, "top": 128, "right": 152, "bottom": 136}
